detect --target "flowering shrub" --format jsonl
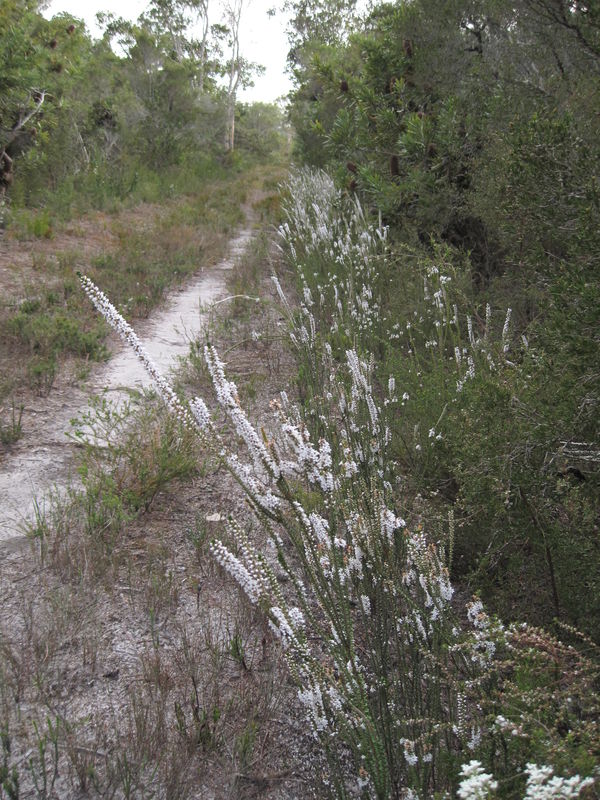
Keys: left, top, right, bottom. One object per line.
{"left": 80, "top": 270, "right": 480, "bottom": 796}
{"left": 457, "top": 760, "right": 594, "bottom": 800}
{"left": 458, "top": 760, "right": 498, "bottom": 799}
{"left": 79, "top": 167, "right": 598, "bottom": 798}
{"left": 279, "top": 167, "right": 600, "bottom": 641}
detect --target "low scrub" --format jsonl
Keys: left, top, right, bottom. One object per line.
{"left": 75, "top": 163, "right": 598, "bottom": 798}
{"left": 0, "top": 163, "right": 272, "bottom": 407}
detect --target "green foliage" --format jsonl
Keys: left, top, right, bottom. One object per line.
{"left": 287, "top": 0, "right": 600, "bottom": 277}
{"left": 0, "top": 726, "right": 19, "bottom": 800}
{"left": 277, "top": 166, "right": 599, "bottom": 797}
{"left": 7, "top": 207, "right": 53, "bottom": 238}
{"left": 1, "top": 0, "right": 282, "bottom": 215}
{"left": 234, "top": 102, "right": 288, "bottom": 157}
{"left": 8, "top": 308, "right": 105, "bottom": 359}
{"left": 285, "top": 0, "right": 600, "bottom": 641}
{"left": 0, "top": 401, "right": 24, "bottom": 447}
{"left": 29, "top": 391, "right": 200, "bottom": 582}
{"left": 72, "top": 393, "right": 199, "bottom": 517}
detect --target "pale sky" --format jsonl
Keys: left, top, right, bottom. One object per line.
{"left": 45, "top": 0, "right": 293, "bottom": 103}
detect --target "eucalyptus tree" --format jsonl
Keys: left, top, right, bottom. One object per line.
{"left": 223, "top": 0, "right": 243, "bottom": 151}
{"left": 139, "top": 0, "right": 212, "bottom": 89}
{"left": 221, "top": 0, "right": 264, "bottom": 151}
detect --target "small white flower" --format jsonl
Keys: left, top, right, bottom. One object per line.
{"left": 458, "top": 760, "right": 497, "bottom": 799}
{"left": 524, "top": 763, "right": 594, "bottom": 799}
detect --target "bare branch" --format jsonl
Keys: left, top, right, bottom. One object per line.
{"left": 1, "top": 89, "right": 47, "bottom": 153}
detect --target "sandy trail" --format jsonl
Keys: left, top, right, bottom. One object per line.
{"left": 0, "top": 226, "right": 253, "bottom": 547}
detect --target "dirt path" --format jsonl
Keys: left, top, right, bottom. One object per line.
{"left": 0, "top": 225, "right": 254, "bottom": 547}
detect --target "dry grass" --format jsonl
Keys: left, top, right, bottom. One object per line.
{"left": 0, "top": 165, "right": 276, "bottom": 450}
{"left": 0, "top": 184, "right": 319, "bottom": 799}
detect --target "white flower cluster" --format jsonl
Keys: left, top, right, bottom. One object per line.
{"left": 210, "top": 520, "right": 269, "bottom": 604}
{"left": 466, "top": 598, "right": 499, "bottom": 667}
{"left": 205, "top": 344, "right": 280, "bottom": 479}
{"left": 297, "top": 680, "right": 328, "bottom": 735}
{"left": 189, "top": 396, "right": 211, "bottom": 430}
{"left": 400, "top": 738, "right": 418, "bottom": 767}
{"left": 524, "top": 764, "right": 594, "bottom": 799}
{"left": 211, "top": 539, "right": 265, "bottom": 604}
{"left": 457, "top": 760, "right": 594, "bottom": 800}
{"left": 270, "top": 605, "right": 306, "bottom": 650}
{"left": 279, "top": 417, "right": 334, "bottom": 492}
{"left": 456, "top": 305, "right": 515, "bottom": 392}
{"left": 398, "top": 530, "right": 454, "bottom": 638}
{"left": 225, "top": 452, "right": 281, "bottom": 515}
{"left": 457, "top": 760, "right": 498, "bottom": 799}
{"left": 279, "top": 168, "right": 387, "bottom": 348}
{"left": 79, "top": 274, "right": 199, "bottom": 434}
{"left": 401, "top": 266, "right": 517, "bottom": 418}
{"left": 380, "top": 507, "right": 406, "bottom": 543}
{"left": 346, "top": 349, "right": 379, "bottom": 436}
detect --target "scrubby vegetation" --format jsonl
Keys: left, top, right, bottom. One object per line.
{"left": 283, "top": 0, "right": 600, "bottom": 639}
{"left": 1, "top": 0, "right": 599, "bottom": 797}
{"left": 77, "top": 165, "right": 598, "bottom": 799}
{"left": 0, "top": 0, "right": 288, "bottom": 432}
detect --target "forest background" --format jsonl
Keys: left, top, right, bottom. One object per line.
{"left": 284, "top": 0, "right": 600, "bottom": 636}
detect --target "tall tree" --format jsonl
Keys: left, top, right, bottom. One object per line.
{"left": 0, "top": 0, "right": 95, "bottom": 201}
{"left": 223, "top": 0, "right": 244, "bottom": 151}
{"left": 195, "top": 0, "right": 211, "bottom": 92}
{"left": 221, "top": 0, "right": 263, "bottom": 152}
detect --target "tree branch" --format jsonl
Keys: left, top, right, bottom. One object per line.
{"left": 1, "top": 89, "right": 47, "bottom": 153}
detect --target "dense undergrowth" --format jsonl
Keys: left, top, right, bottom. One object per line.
{"left": 273, "top": 168, "right": 600, "bottom": 797}
{"left": 278, "top": 169, "right": 600, "bottom": 640}
{"left": 279, "top": 2, "right": 600, "bottom": 790}
{"left": 284, "top": 0, "right": 600, "bottom": 643}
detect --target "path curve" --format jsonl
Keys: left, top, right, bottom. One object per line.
{"left": 0, "top": 225, "right": 253, "bottom": 548}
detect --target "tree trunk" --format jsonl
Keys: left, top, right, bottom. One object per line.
{"left": 227, "top": 100, "right": 235, "bottom": 151}
{"left": 224, "top": 0, "right": 243, "bottom": 151}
